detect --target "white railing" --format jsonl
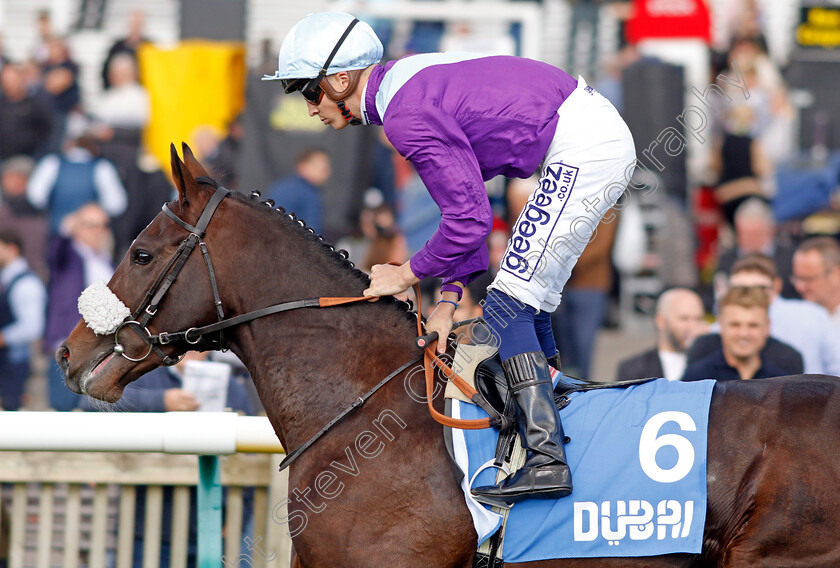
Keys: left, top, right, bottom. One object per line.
{"left": 0, "top": 412, "right": 292, "bottom": 568}
{"left": 0, "top": 412, "right": 282, "bottom": 454}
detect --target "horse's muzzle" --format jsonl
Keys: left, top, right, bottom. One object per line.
{"left": 55, "top": 345, "right": 83, "bottom": 394}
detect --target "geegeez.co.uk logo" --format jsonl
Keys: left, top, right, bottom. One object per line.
{"left": 502, "top": 162, "right": 578, "bottom": 281}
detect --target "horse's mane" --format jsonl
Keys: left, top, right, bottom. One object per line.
{"left": 227, "top": 190, "right": 417, "bottom": 322}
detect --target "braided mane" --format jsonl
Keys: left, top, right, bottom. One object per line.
{"left": 225, "top": 189, "right": 416, "bottom": 318}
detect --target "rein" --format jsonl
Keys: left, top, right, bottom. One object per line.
{"left": 410, "top": 283, "right": 493, "bottom": 430}
{"left": 113, "top": 178, "right": 490, "bottom": 472}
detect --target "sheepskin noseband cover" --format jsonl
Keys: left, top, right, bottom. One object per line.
{"left": 77, "top": 281, "right": 131, "bottom": 335}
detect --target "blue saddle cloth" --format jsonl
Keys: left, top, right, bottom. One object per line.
{"left": 454, "top": 378, "right": 715, "bottom": 562}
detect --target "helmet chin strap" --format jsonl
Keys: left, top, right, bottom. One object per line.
{"left": 336, "top": 100, "right": 362, "bottom": 125}
{"left": 321, "top": 70, "right": 364, "bottom": 126}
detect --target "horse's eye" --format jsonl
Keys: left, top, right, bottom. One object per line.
{"left": 132, "top": 250, "right": 153, "bottom": 265}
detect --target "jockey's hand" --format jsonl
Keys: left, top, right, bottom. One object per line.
{"left": 363, "top": 262, "right": 419, "bottom": 298}
{"left": 426, "top": 293, "right": 459, "bottom": 354}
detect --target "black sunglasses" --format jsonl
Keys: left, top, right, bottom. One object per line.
{"left": 282, "top": 18, "right": 359, "bottom": 105}
{"left": 281, "top": 77, "right": 324, "bottom": 104}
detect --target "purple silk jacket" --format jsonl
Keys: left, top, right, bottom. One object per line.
{"left": 361, "top": 54, "right": 578, "bottom": 285}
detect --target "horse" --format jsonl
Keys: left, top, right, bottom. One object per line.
{"left": 58, "top": 143, "right": 840, "bottom": 567}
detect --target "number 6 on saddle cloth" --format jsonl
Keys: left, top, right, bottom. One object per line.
{"left": 443, "top": 337, "right": 714, "bottom": 562}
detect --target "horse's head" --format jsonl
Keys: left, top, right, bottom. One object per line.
{"left": 58, "top": 143, "right": 235, "bottom": 402}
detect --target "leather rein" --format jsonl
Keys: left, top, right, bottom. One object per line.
{"left": 112, "top": 178, "right": 492, "bottom": 471}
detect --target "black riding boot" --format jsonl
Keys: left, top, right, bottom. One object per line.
{"left": 472, "top": 351, "right": 573, "bottom": 504}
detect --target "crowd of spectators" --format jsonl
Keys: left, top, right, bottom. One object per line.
{"left": 607, "top": 0, "right": 840, "bottom": 383}
{"left": 0, "top": 12, "right": 258, "bottom": 555}
{"left": 2, "top": 0, "right": 840, "bottom": 421}
{"left": 0, "top": 10, "right": 221, "bottom": 413}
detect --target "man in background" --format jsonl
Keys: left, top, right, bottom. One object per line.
{"left": 616, "top": 287, "right": 707, "bottom": 381}
{"left": 552, "top": 209, "right": 619, "bottom": 380}
{"left": 0, "top": 63, "right": 53, "bottom": 161}
{"left": 0, "top": 229, "right": 46, "bottom": 410}
{"left": 266, "top": 147, "right": 331, "bottom": 235}
{"left": 792, "top": 237, "right": 840, "bottom": 332}
{"left": 101, "top": 10, "right": 147, "bottom": 90}
{"left": 683, "top": 286, "right": 785, "bottom": 381}
{"left": 729, "top": 254, "right": 840, "bottom": 376}
{"left": 43, "top": 204, "right": 115, "bottom": 410}
{"left": 714, "top": 198, "right": 798, "bottom": 298}
{"left": 26, "top": 133, "right": 127, "bottom": 235}
{"left": 0, "top": 156, "right": 48, "bottom": 280}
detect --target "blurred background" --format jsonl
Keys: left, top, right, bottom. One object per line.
{"left": 1, "top": 0, "right": 839, "bottom": 390}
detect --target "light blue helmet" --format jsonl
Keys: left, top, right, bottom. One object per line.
{"left": 263, "top": 12, "right": 383, "bottom": 83}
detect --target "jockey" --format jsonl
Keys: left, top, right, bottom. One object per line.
{"left": 266, "top": 12, "right": 636, "bottom": 504}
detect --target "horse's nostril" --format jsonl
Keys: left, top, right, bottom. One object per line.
{"left": 56, "top": 346, "right": 70, "bottom": 371}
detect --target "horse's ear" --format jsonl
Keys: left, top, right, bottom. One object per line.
{"left": 181, "top": 142, "right": 210, "bottom": 180}
{"left": 170, "top": 143, "right": 187, "bottom": 204}
{"left": 170, "top": 142, "right": 198, "bottom": 205}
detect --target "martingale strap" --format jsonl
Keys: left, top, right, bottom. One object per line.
{"left": 273, "top": 284, "right": 492, "bottom": 472}
{"left": 277, "top": 354, "right": 422, "bottom": 471}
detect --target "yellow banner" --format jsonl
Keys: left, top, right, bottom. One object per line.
{"left": 797, "top": 7, "right": 840, "bottom": 48}
{"left": 138, "top": 40, "right": 246, "bottom": 170}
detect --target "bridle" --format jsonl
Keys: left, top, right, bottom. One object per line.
{"left": 109, "top": 177, "right": 497, "bottom": 470}
{"left": 113, "top": 177, "right": 229, "bottom": 365}
{"left": 112, "top": 177, "right": 377, "bottom": 366}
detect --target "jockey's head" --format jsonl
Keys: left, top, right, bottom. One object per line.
{"left": 263, "top": 12, "right": 383, "bottom": 128}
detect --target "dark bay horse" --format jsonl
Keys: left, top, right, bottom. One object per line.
{"left": 59, "top": 144, "right": 840, "bottom": 567}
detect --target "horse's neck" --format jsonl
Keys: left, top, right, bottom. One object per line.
{"left": 218, "top": 213, "right": 429, "bottom": 454}
{"left": 232, "top": 298, "right": 421, "bottom": 451}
